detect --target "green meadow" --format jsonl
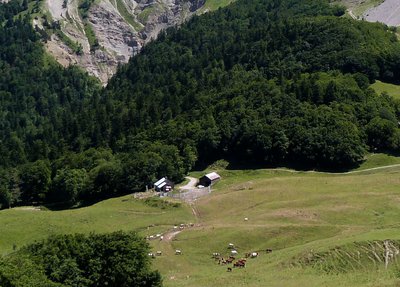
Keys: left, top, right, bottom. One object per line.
{"left": 3, "top": 155, "right": 400, "bottom": 286}
{"left": 371, "top": 80, "right": 400, "bottom": 99}
{"left": 201, "top": 0, "right": 236, "bottom": 11}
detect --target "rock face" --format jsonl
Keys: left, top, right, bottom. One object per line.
{"left": 41, "top": 0, "right": 207, "bottom": 84}
{"left": 364, "top": 0, "right": 400, "bottom": 27}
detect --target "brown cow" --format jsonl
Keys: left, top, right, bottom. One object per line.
{"left": 225, "top": 258, "right": 234, "bottom": 264}
{"left": 233, "top": 261, "right": 246, "bottom": 268}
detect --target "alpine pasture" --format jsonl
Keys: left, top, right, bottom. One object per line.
{"left": 2, "top": 155, "right": 400, "bottom": 286}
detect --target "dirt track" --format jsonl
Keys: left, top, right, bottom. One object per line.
{"left": 179, "top": 177, "right": 198, "bottom": 190}
{"left": 364, "top": 0, "right": 400, "bottom": 26}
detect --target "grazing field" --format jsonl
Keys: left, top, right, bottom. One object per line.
{"left": 355, "top": 153, "right": 400, "bottom": 170}
{"left": 152, "top": 165, "right": 400, "bottom": 286}
{"left": 0, "top": 196, "right": 193, "bottom": 254}
{"left": 371, "top": 80, "right": 400, "bottom": 99}
{"left": 2, "top": 155, "right": 400, "bottom": 286}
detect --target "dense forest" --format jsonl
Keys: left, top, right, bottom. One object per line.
{"left": 1, "top": 0, "right": 400, "bottom": 208}
{"left": 0, "top": 231, "right": 162, "bottom": 286}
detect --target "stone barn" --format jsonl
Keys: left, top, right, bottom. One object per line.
{"left": 198, "top": 172, "right": 221, "bottom": 187}
{"left": 154, "top": 177, "right": 174, "bottom": 192}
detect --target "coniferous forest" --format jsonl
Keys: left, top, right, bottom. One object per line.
{"left": 3, "top": 0, "right": 400, "bottom": 285}
{"left": 1, "top": 0, "right": 400, "bottom": 209}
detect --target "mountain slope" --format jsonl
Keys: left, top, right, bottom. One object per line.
{"left": 2, "top": 0, "right": 400, "bottom": 208}
{"left": 36, "top": 0, "right": 233, "bottom": 83}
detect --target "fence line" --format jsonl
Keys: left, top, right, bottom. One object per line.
{"left": 164, "top": 186, "right": 211, "bottom": 201}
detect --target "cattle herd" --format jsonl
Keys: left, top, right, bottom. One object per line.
{"left": 211, "top": 243, "right": 273, "bottom": 272}
{"left": 146, "top": 226, "right": 274, "bottom": 274}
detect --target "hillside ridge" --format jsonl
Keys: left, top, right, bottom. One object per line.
{"left": 35, "top": 0, "right": 228, "bottom": 83}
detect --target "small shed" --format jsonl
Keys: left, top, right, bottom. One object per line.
{"left": 198, "top": 172, "right": 221, "bottom": 187}
{"left": 154, "top": 177, "right": 174, "bottom": 192}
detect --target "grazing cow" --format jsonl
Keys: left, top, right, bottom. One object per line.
{"left": 225, "top": 257, "right": 234, "bottom": 264}
{"left": 244, "top": 217, "right": 248, "bottom": 221}
{"left": 148, "top": 253, "right": 155, "bottom": 258}
{"left": 160, "top": 236, "right": 164, "bottom": 241}
{"left": 250, "top": 252, "right": 259, "bottom": 258}
{"left": 227, "top": 267, "right": 232, "bottom": 272}
{"left": 149, "top": 235, "right": 154, "bottom": 240}
{"left": 233, "top": 261, "right": 245, "bottom": 268}
{"left": 231, "top": 250, "right": 238, "bottom": 256}
{"left": 266, "top": 249, "right": 273, "bottom": 253}
{"left": 212, "top": 252, "right": 221, "bottom": 258}
{"left": 156, "top": 251, "right": 162, "bottom": 256}
{"left": 228, "top": 243, "right": 235, "bottom": 249}
{"left": 175, "top": 249, "right": 182, "bottom": 255}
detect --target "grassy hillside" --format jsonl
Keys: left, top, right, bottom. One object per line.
{"left": 202, "top": 0, "right": 236, "bottom": 11}
{"left": 371, "top": 80, "right": 400, "bottom": 99}
{"left": 154, "top": 164, "right": 400, "bottom": 286}
{"left": 0, "top": 196, "right": 193, "bottom": 254}
{"left": 3, "top": 155, "right": 400, "bottom": 286}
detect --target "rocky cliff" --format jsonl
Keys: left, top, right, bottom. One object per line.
{"left": 38, "top": 0, "right": 210, "bottom": 83}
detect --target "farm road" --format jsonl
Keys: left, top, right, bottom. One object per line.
{"left": 164, "top": 230, "right": 182, "bottom": 242}
{"left": 179, "top": 177, "right": 198, "bottom": 190}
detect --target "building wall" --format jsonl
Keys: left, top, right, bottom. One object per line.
{"left": 199, "top": 177, "right": 212, "bottom": 187}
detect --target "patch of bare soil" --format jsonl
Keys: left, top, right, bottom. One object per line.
{"left": 164, "top": 230, "right": 182, "bottom": 242}
{"left": 14, "top": 206, "right": 41, "bottom": 211}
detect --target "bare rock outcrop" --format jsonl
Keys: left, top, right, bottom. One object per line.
{"left": 41, "top": 0, "right": 207, "bottom": 84}
{"left": 363, "top": 0, "right": 400, "bottom": 27}
{"left": 89, "top": 1, "right": 142, "bottom": 64}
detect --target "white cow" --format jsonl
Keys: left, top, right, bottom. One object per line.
{"left": 175, "top": 249, "right": 182, "bottom": 255}
{"left": 228, "top": 243, "right": 235, "bottom": 249}
{"left": 156, "top": 251, "right": 162, "bottom": 256}
{"left": 231, "top": 250, "right": 238, "bottom": 256}
{"left": 251, "top": 252, "right": 259, "bottom": 258}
